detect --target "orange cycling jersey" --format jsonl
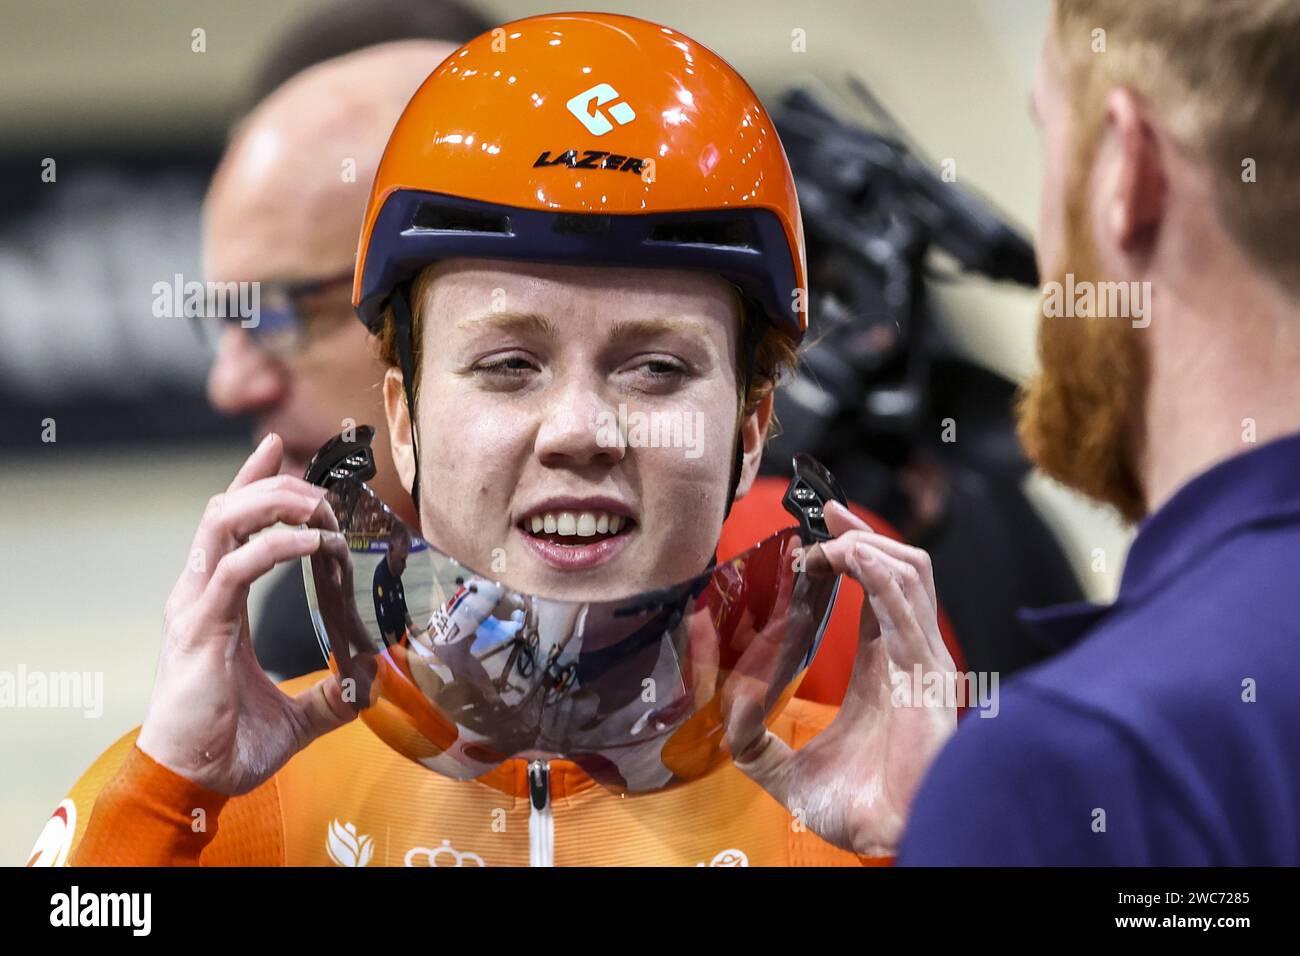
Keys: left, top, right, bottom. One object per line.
{"left": 37, "top": 672, "right": 874, "bottom": 867}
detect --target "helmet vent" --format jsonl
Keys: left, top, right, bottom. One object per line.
{"left": 410, "top": 202, "right": 511, "bottom": 234}
{"left": 647, "top": 218, "right": 757, "bottom": 249}
{"left": 552, "top": 213, "right": 612, "bottom": 236}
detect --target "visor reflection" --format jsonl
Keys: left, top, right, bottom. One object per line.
{"left": 304, "top": 477, "right": 840, "bottom": 793}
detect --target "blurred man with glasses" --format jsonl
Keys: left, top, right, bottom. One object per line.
{"left": 201, "top": 0, "right": 489, "bottom": 679}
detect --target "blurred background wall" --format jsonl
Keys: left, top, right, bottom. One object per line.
{"left": 0, "top": 0, "right": 1130, "bottom": 863}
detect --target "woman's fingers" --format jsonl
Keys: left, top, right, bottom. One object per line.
{"left": 685, "top": 607, "right": 722, "bottom": 708}
{"left": 172, "top": 451, "right": 328, "bottom": 607}
{"left": 803, "top": 533, "right": 944, "bottom": 670}
{"left": 823, "top": 497, "right": 875, "bottom": 537}
{"left": 824, "top": 501, "right": 938, "bottom": 611}
{"left": 227, "top": 432, "right": 283, "bottom": 493}
{"left": 214, "top": 486, "right": 327, "bottom": 544}
{"left": 186, "top": 476, "right": 327, "bottom": 579}
{"left": 847, "top": 544, "right": 931, "bottom": 669}
{"left": 290, "top": 671, "right": 359, "bottom": 750}
{"left": 836, "top": 533, "right": 947, "bottom": 665}
{"left": 310, "top": 492, "right": 342, "bottom": 534}
{"left": 876, "top": 550, "right": 949, "bottom": 664}
{"left": 200, "top": 527, "right": 332, "bottom": 626}
{"left": 863, "top": 536, "right": 938, "bottom": 614}
{"left": 854, "top": 547, "right": 940, "bottom": 657}
{"left": 315, "top": 524, "right": 352, "bottom": 562}
{"left": 817, "top": 527, "right": 937, "bottom": 619}
{"left": 727, "top": 536, "right": 809, "bottom": 705}
{"left": 730, "top": 727, "right": 796, "bottom": 805}
{"left": 313, "top": 525, "right": 355, "bottom": 596}
{"left": 722, "top": 657, "right": 792, "bottom": 787}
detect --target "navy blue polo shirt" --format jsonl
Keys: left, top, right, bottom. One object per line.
{"left": 898, "top": 432, "right": 1300, "bottom": 865}
{"left": 372, "top": 556, "right": 409, "bottom": 647}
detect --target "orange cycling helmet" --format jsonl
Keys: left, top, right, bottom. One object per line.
{"left": 354, "top": 11, "right": 807, "bottom": 516}
{"left": 354, "top": 10, "right": 806, "bottom": 335}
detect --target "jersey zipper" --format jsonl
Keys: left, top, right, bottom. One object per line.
{"left": 527, "top": 759, "right": 554, "bottom": 867}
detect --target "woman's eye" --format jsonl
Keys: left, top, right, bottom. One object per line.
{"left": 475, "top": 355, "right": 536, "bottom": 377}
{"left": 633, "top": 359, "right": 687, "bottom": 380}
{"left": 617, "top": 357, "right": 690, "bottom": 393}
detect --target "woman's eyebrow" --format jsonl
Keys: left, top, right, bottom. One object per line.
{"left": 606, "top": 316, "right": 708, "bottom": 344}
{"left": 455, "top": 311, "right": 711, "bottom": 345}
{"left": 455, "top": 311, "right": 557, "bottom": 338}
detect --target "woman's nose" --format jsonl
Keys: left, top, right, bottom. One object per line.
{"left": 206, "top": 325, "right": 288, "bottom": 417}
{"left": 533, "top": 381, "right": 627, "bottom": 468}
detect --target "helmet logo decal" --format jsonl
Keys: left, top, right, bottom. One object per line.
{"left": 565, "top": 82, "right": 636, "bottom": 136}
{"left": 533, "top": 148, "right": 647, "bottom": 175}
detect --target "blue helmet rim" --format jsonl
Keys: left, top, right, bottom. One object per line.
{"left": 355, "top": 190, "right": 802, "bottom": 339}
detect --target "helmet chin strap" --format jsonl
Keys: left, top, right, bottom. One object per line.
{"left": 391, "top": 283, "right": 766, "bottom": 536}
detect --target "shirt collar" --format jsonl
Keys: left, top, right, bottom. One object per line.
{"left": 1021, "top": 430, "right": 1300, "bottom": 652}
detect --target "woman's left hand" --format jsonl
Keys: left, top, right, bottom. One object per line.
{"left": 724, "top": 499, "right": 958, "bottom": 857}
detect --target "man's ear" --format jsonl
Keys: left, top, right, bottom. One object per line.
{"left": 733, "top": 391, "right": 775, "bottom": 501}
{"left": 383, "top": 366, "right": 417, "bottom": 498}
{"left": 1097, "top": 87, "right": 1167, "bottom": 260}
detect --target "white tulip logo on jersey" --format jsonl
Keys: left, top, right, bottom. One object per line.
{"left": 326, "top": 818, "right": 374, "bottom": 867}
{"left": 566, "top": 82, "right": 635, "bottom": 136}
{"left": 26, "top": 798, "right": 76, "bottom": 867}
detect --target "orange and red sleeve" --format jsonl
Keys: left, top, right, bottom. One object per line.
{"left": 69, "top": 744, "right": 229, "bottom": 867}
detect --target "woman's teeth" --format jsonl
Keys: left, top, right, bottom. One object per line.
{"left": 527, "top": 511, "right": 626, "bottom": 537}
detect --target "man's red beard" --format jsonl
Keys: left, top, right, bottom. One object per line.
{"left": 1016, "top": 193, "right": 1150, "bottom": 524}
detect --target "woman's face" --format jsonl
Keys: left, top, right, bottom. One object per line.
{"left": 384, "top": 257, "right": 771, "bottom": 601}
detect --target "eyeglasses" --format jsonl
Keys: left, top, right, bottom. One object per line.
{"left": 192, "top": 270, "right": 355, "bottom": 362}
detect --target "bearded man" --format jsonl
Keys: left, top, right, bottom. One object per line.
{"left": 895, "top": 0, "right": 1300, "bottom": 865}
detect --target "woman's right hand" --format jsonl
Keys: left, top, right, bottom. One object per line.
{"left": 135, "top": 433, "right": 358, "bottom": 795}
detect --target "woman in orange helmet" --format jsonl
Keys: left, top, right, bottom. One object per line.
{"left": 46, "top": 13, "right": 956, "bottom": 868}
